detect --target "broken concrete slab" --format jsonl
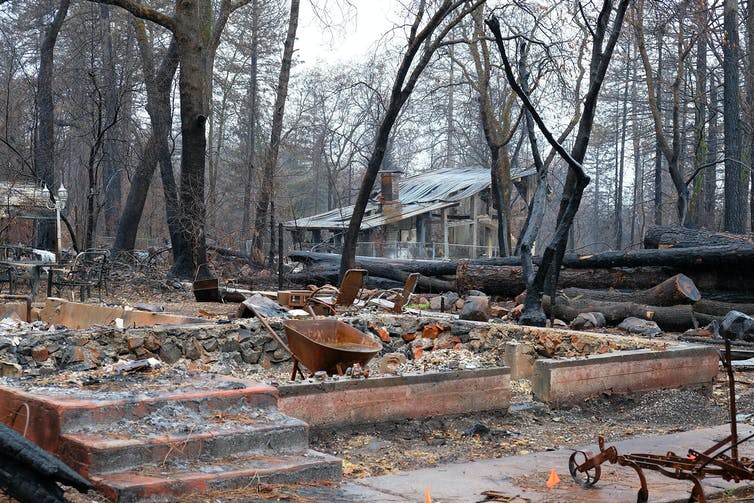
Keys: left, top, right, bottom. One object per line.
{"left": 503, "top": 341, "right": 537, "bottom": 379}
{"left": 0, "top": 295, "right": 31, "bottom": 322}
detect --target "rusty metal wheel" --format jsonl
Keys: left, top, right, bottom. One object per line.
{"left": 569, "top": 450, "right": 601, "bottom": 488}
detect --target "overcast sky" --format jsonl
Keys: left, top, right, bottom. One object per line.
{"left": 297, "top": 0, "right": 399, "bottom": 65}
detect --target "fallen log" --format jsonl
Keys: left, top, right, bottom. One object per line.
{"left": 286, "top": 254, "right": 455, "bottom": 293}
{"left": 288, "top": 250, "right": 457, "bottom": 276}
{"left": 208, "top": 245, "right": 253, "bottom": 262}
{"left": 561, "top": 274, "right": 700, "bottom": 306}
{"left": 284, "top": 268, "right": 454, "bottom": 294}
{"left": 457, "top": 263, "right": 678, "bottom": 297}
{"left": 693, "top": 299, "right": 754, "bottom": 317}
{"left": 643, "top": 226, "right": 754, "bottom": 249}
{"left": 458, "top": 262, "right": 752, "bottom": 295}
{"left": 468, "top": 244, "right": 754, "bottom": 270}
{"left": 292, "top": 246, "right": 754, "bottom": 278}
{"left": 542, "top": 296, "right": 698, "bottom": 332}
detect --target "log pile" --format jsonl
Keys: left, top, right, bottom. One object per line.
{"left": 287, "top": 226, "right": 753, "bottom": 332}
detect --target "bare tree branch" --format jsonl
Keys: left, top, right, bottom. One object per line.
{"left": 93, "top": 0, "right": 175, "bottom": 31}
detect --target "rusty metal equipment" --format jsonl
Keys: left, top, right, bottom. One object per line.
{"left": 568, "top": 336, "right": 754, "bottom": 503}
{"left": 192, "top": 264, "right": 220, "bottom": 302}
{"left": 283, "top": 319, "right": 382, "bottom": 378}
{"left": 276, "top": 290, "right": 313, "bottom": 308}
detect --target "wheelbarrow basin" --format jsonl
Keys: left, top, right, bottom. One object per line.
{"left": 283, "top": 319, "right": 382, "bottom": 375}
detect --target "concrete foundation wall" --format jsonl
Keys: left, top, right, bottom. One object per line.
{"left": 531, "top": 345, "right": 720, "bottom": 405}
{"left": 278, "top": 367, "right": 511, "bottom": 428}
{"left": 37, "top": 298, "right": 205, "bottom": 329}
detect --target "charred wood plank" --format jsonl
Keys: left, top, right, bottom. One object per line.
{"left": 0, "top": 422, "right": 90, "bottom": 502}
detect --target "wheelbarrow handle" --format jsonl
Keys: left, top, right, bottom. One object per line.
{"left": 247, "top": 304, "right": 293, "bottom": 356}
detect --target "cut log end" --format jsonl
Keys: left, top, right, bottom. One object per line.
{"left": 675, "top": 273, "right": 701, "bottom": 303}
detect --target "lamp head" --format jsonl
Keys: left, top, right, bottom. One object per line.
{"left": 41, "top": 184, "right": 50, "bottom": 201}
{"left": 57, "top": 183, "right": 68, "bottom": 208}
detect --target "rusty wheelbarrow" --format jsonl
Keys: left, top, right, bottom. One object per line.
{"left": 283, "top": 319, "right": 382, "bottom": 378}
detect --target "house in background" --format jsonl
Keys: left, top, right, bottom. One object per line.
{"left": 0, "top": 181, "right": 50, "bottom": 244}
{"left": 283, "top": 165, "right": 535, "bottom": 259}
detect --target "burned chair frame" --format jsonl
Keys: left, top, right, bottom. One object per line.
{"left": 49, "top": 249, "right": 110, "bottom": 302}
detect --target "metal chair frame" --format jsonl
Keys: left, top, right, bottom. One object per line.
{"left": 51, "top": 249, "right": 110, "bottom": 302}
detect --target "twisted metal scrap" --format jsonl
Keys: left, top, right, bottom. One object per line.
{"left": 569, "top": 336, "right": 754, "bottom": 503}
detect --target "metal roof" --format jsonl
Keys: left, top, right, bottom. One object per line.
{"left": 283, "top": 165, "right": 534, "bottom": 231}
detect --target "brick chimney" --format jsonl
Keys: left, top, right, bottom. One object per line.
{"left": 380, "top": 170, "right": 402, "bottom": 205}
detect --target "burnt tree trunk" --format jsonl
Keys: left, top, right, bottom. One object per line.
{"left": 561, "top": 273, "right": 700, "bottom": 306}
{"left": 34, "top": 0, "right": 70, "bottom": 252}
{"left": 252, "top": 0, "right": 299, "bottom": 263}
{"left": 693, "top": 299, "right": 754, "bottom": 317}
{"left": 471, "top": 244, "right": 754, "bottom": 269}
{"left": 114, "top": 31, "right": 180, "bottom": 259}
{"left": 542, "top": 295, "right": 698, "bottom": 332}
{"left": 290, "top": 250, "right": 457, "bottom": 277}
{"left": 340, "top": 1, "right": 482, "bottom": 279}
{"left": 644, "top": 226, "right": 753, "bottom": 249}
{"left": 287, "top": 263, "right": 454, "bottom": 293}
{"left": 487, "top": 0, "right": 630, "bottom": 326}
{"left": 457, "top": 263, "right": 678, "bottom": 297}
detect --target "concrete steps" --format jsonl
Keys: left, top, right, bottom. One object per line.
{"left": 93, "top": 450, "right": 341, "bottom": 503}
{"left": 0, "top": 371, "right": 341, "bottom": 501}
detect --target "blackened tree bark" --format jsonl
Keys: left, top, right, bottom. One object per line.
{"left": 723, "top": 0, "right": 745, "bottom": 232}
{"left": 94, "top": 0, "right": 251, "bottom": 278}
{"left": 241, "top": 0, "right": 260, "bottom": 252}
{"left": 252, "top": 0, "right": 300, "bottom": 264}
{"left": 517, "top": 41, "right": 548, "bottom": 296}
{"left": 652, "top": 25, "right": 664, "bottom": 226}
{"left": 629, "top": 34, "right": 643, "bottom": 244}
{"left": 614, "top": 42, "right": 630, "bottom": 249}
{"left": 112, "top": 28, "right": 180, "bottom": 258}
{"left": 339, "top": 0, "right": 484, "bottom": 279}
{"left": 687, "top": 2, "right": 709, "bottom": 228}
{"left": 704, "top": 76, "right": 719, "bottom": 227}
{"left": 487, "top": 0, "right": 630, "bottom": 326}
{"left": 34, "top": 0, "right": 70, "bottom": 252}
{"left": 748, "top": 0, "right": 754, "bottom": 232}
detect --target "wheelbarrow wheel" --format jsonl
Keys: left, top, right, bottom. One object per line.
{"left": 569, "top": 450, "right": 601, "bottom": 488}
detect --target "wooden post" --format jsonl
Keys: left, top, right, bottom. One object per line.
{"left": 442, "top": 207, "right": 449, "bottom": 258}
{"left": 471, "top": 195, "right": 478, "bottom": 257}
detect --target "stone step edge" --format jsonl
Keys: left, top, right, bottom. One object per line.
{"left": 90, "top": 450, "right": 342, "bottom": 502}
{"left": 62, "top": 413, "right": 307, "bottom": 441}
{"left": 60, "top": 420, "right": 311, "bottom": 477}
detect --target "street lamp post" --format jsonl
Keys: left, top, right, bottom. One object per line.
{"left": 42, "top": 183, "right": 68, "bottom": 262}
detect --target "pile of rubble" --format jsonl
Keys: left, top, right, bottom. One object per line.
{"left": 0, "top": 296, "right": 668, "bottom": 383}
